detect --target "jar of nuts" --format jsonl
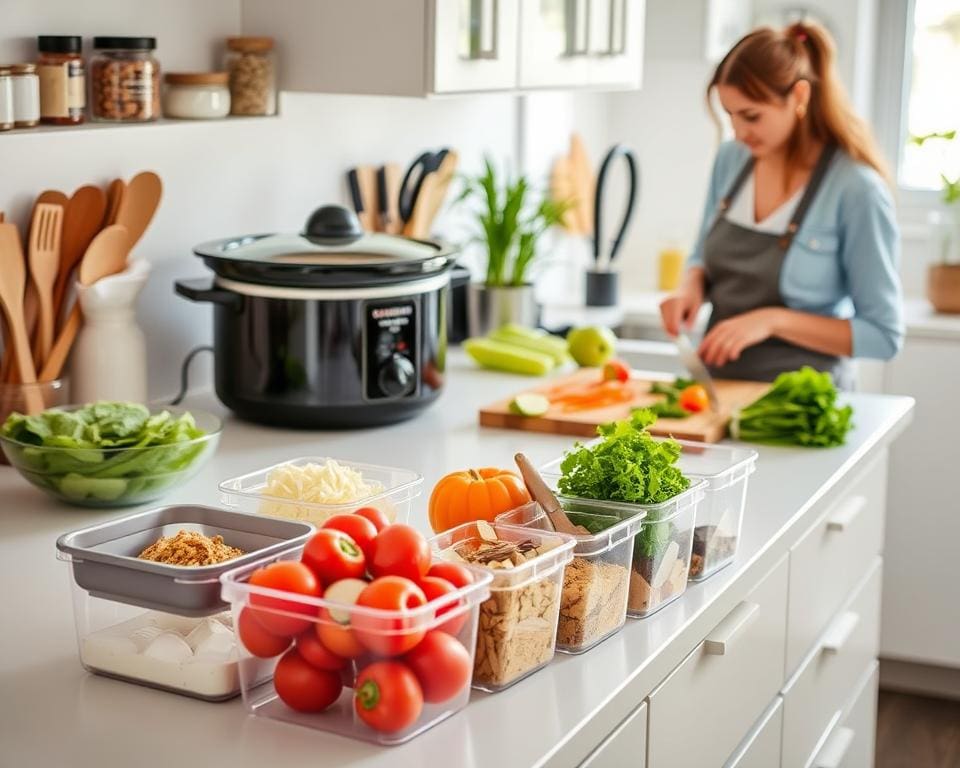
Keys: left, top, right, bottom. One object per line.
{"left": 91, "top": 37, "right": 160, "bottom": 122}
{"left": 224, "top": 36, "right": 276, "bottom": 116}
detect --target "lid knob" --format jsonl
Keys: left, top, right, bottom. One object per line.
{"left": 303, "top": 205, "right": 364, "bottom": 244}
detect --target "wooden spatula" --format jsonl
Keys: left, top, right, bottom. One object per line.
{"left": 569, "top": 133, "right": 595, "bottom": 236}
{"left": 104, "top": 178, "right": 125, "bottom": 226}
{"left": 40, "top": 225, "right": 129, "bottom": 382}
{"left": 380, "top": 163, "right": 403, "bottom": 235}
{"left": 53, "top": 185, "right": 108, "bottom": 328}
{"left": 0, "top": 224, "right": 43, "bottom": 412}
{"left": 415, "top": 150, "right": 459, "bottom": 238}
{"left": 113, "top": 171, "right": 162, "bottom": 253}
{"left": 514, "top": 453, "right": 589, "bottom": 535}
{"left": 28, "top": 203, "right": 63, "bottom": 366}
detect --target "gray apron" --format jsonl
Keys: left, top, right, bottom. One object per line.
{"left": 702, "top": 144, "right": 853, "bottom": 388}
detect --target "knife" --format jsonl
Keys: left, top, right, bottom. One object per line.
{"left": 675, "top": 332, "right": 720, "bottom": 412}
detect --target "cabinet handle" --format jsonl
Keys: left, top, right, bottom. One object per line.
{"left": 704, "top": 601, "right": 759, "bottom": 655}
{"left": 564, "top": 0, "right": 591, "bottom": 56}
{"left": 821, "top": 611, "right": 860, "bottom": 654}
{"left": 604, "top": 0, "right": 628, "bottom": 55}
{"left": 826, "top": 494, "right": 867, "bottom": 532}
{"left": 813, "top": 725, "right": 855, "bottom": 768}
{"left": 468, "top": 0, "right": 499, "bottom": 60}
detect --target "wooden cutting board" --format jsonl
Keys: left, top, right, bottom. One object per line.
{"left": 479, "top": 369, "right": 770, "bottom": 443}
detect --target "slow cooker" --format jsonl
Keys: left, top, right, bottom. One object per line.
{"left": 175, "top": 205, "right": 459, "bottom": 429}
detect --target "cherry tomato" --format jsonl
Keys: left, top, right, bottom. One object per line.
{"left": 679, "top": 383, "right": 710, "bottom": 413}
{"left": 369, "top": 524, "right": 431, "bottom": 582}
{"left": 316, "top": 608, "right": 366, "bottom": 659}
{"left": 354, "top": 506, "right": 391, "bottom": 533}
{"left": 302, "top": 529, "right": 366, "bottom": 586}
{"left": 354, "top": 661, "right": 423, "bottom": 734}
{"left": 602, "top": 359, "right": 631, "bottom": 383}
{"left": 274, "top": 649, "right": 343, "bottom": 713}
{"left": 418, "top": 575, "right": 467, "bottom": 636}
{"left": 237, "top": 607, "right": 292, "bottom": 658}
{"left": 323, "top": 514, "right": 378, "bottom": 561}
{"left": 296, "top": 628, "right": 348, "bottom": 671}
{"left": 403, "top": 630, "right": 472, "bottom": 703}
{"left": 353, "top": 576, "right": 427, "bottom": 656}
{"left": 426, "top": 562, "right": 475, "bottom": 590}
{"left": 249, "top": 561, "right": 321, "bottom": 637}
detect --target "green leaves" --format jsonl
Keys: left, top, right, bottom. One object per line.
{"left": 731, "top": 367, "right": 854, "bottom": 447}
{"left": 646, "top": 377, "right": 697, "bottom": 419}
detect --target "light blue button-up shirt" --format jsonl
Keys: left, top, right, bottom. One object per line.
{"left": 688, "top": 140, "right": 904, "bottom": 360}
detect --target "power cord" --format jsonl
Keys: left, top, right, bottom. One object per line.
{"left": 170, "top": 346, "right": 214, "bottom": 406}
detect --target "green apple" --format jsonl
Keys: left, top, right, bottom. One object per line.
{"left": 566, "top": 326, "right": 617, "bottom": 367}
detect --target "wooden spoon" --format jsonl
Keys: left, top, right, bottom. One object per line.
{"left": 0, "top": 224, "right": 43, "bottom": 412}
{"left": 514, "top": 453, "right": 589, "bottom": 535}
{"left": 53, "top": 185, "right": 107, "bottom": 328}
{"left": 28, "top": 203, "right": 63, "bottom": 366}
{"left": 113, "top": 171, "right": 162, "bottom": 253}
{"left": 104, "top": 178, "right": 125, "bottom": 226}
{"left": 40, "top": 225, "right": 129, "bottom": 382}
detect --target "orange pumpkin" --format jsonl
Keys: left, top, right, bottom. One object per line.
{"left": 428, "top": 468, "right": 531, "bottom": 533}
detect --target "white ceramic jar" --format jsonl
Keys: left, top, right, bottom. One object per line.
{"left": 163, "top": 72, "right": 230, "bottom": 119}
{"left": 0, "top": 68, "right": 14, "bottom": 131}
{"left": 11, "top": 63, "right": 40, "bottom": 127}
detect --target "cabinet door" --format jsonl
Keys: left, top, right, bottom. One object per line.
{"left": 431, "top": 0, "right": 519, "bottom": 93}
{"left": 579, "top": 702, "right": 647, "bottom": 768}
{"left": 518, "top": 0, "right": 644, "bottom": 89}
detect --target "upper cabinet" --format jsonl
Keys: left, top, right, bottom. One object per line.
{"left": 239, "top": 0, "right": 644, "bottom": 97}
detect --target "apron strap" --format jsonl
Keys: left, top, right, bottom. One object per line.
{"left": 778, "top": 143, "right": 838, "bottom": 249}
{"left": 718, "top": 157, "right": 755, "bottom": 213}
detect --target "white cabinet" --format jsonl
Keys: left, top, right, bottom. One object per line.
{"left": 724, "top": 698, "right": 784, "bottom": 768}
{"left": 579, "top": 702, "right": 647, "bottom": 768}
{"left": 431, "top": 0, "right": 520, "bottom": 93}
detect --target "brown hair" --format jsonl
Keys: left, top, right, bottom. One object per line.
{"left": 708, "top": 20, "right": 891, "bottom": 186}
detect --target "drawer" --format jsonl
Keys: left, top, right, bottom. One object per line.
{"left": 579, "top": 702, "right": 646, "bottom": 768}
{"left": 724, "top": 697, "right": 783, "bottom": 768}
{"left": 787, "top": 454, "right": 886, "bottom": 673}
{"left": 648, "top": 555, "right": 788, "bottom": 767}
{"left": 781, "top": 559, "right": 882, "bottom": 768}
{"left": 809, "top": 662, "right": 879, "bottom": 768}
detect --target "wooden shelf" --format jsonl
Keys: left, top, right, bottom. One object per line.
{"left": 0, "top": 114, "right": 279, "bottom": 138}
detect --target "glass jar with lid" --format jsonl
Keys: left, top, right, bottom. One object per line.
{"left": 11, "top": 64, "right": 40, "bottom": 128}
{"left": 91, "top": 36, "right": 160, "bottom": 122}
{"left": 163, "top": 72, "right": 230, "bottom": 119}
{"left": 0, "top": 68, "right": 14, "bottom": 131}
{"left": 224, "top": 36, "right": 276, "bottom": 116}
{"left": 37, "top": 35, "right": 85, "bottom": 125}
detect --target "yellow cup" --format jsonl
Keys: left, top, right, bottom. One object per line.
{"left": 658, "top": 247, "right": 685, "bottom": 291}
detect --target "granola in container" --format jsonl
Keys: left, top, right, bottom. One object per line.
{"left": 428, "top": 521, "right": 575, "bottom": 692}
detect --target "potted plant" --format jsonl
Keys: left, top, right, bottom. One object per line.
{"left": 915, "top": 130, "right": 960, "bottom": 312}
{"left": 458, "top": 158, "right": 567, "bottom": 336}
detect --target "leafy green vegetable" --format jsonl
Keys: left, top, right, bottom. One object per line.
{"left": 731, "top": 367, "right": 853, "bottom": 447}
{"left": 645, "top": 377, "right": 696, "bottom": 420}
{"left": 0, "top": 402, "right": 212, "bottom": 505}
{"left": 646, "top": 401, "right": 690, "bottom": 419}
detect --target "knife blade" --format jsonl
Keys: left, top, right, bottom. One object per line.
{"left": 675, "top": 332, "right": 720, "bottom": 412}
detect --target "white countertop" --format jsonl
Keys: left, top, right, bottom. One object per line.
{"left": 0, "top": 351, "right": 914, "bottom": 768}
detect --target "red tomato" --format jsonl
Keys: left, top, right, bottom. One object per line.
{"left": 249, "top": 561, "right": 321, "bottom": 637}
{"left": 418, "top": 575, "right": 467, "bottom": 637}
{"left": 369, "top": 524, "right": 431, "bottom": 582}
{"left": 354, "top": 661, "right": 423, "bottom": 733}
{"left": 679, "top": 384, "right": 710, "bottom": 413}
{"left": 274, "top": 649, "right": 343, "bottom": 713}
{"left": 323, "top": 514, "right": 378, "bottom": 561}
{"left": 237, "top": 607, "right": 292, "bottom": 658}
{"left": 316, "top": 608, "right": 367, "bottom": 660}
{"left": 354, "top": 506, "right": 391, "bottom": 532}
{"left": 602, "top": 359, "right": 631, "bottom": 383}
{"left": 296, "top": 628, "right": 348, "bottom": 671}
{"left": 353, "top": 576, "right": 427, "bottom": 656}
{"left": 426, "top": 562, "right": 475, "bottom": 590}
{"left": 403, "top": 631, "right": 472, "bottom": 703}
{"left": 302, "top": 529, "right": 366, "bottom": 586}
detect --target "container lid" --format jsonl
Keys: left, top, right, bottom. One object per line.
{"left": 11, "top": 63, "right": 36, "bottom": 75}
{"left": 226, "top": 36, "right": 275, "bottom": 53}
{"left": 93, "top": 36, "right": 157, "bottom": 50}
{"left": 37, "top": 35, "right": 81, "bottom": 53}
{"left": 165, "top": 71, "right": 229, "bottom": 86}
{"left": 193, "top": 205, "right": 460, "bottom": 288}
{"left": 672, "top": 439, "right": 758, "bottom": 491}
{"left": 0, "top": 67, "right": 10, "bottom": 76}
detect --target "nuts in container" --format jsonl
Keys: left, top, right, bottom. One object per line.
{"left": 224, "top": 36, "right": 276, "bottom": 116}
{"left": 91, "top": 37, "right": 160, "bottom": 122}
{"left": 429, "top": 520, "right": 575, "bottom": 692}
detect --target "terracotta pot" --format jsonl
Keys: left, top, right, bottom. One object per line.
{"left": 927, "top": 264, "right": 960, "bottom": 314}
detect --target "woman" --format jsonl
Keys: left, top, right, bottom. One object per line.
{"left": 660, "top": 21, "right": 904, "bottom": 387}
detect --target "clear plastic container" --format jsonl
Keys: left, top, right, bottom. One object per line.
{"left": 220, "top": 546, "right": 493, "bottom": 745}
{"left": 428, "top": 522, "right": 576, "bottom": 691}
{"left": 219, "top": 457, "right": 422, "bottom": 527}
{"left": 90, "top": 37, "right": 160, "bottom": 122}
{"left": 673, "top": 440, "right": 758, "bottom": 581}
{"left": 495, "top": 501, "right": 645, "bottom": 653}
{"left": 223, "top": 36, "right": 276, "bottom": 116}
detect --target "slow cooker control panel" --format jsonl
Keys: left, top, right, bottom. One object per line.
{"left": 364, "top": 300, "right": 418, "bottom": 400}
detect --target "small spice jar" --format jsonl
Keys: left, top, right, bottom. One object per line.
{"left": 163, "top": 72, "right": 230, "bottom": 119}
{"left": 11, "top": 64, "right": 40, "bottom": 128}
{"left": 37, "top": 35, "right": 85, "bottom": 125}
{"left": 0, "top": 68, "right": 14, "bottom": 131}
{"left": 224, "top": 36, "right": 276, "bottom": 116}
{"left": 91, "top": 36, "right": 160, "bottom": 122}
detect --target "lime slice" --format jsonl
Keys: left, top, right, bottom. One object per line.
{"left": 509, "top": 393, "right": 550, "bottom": 417}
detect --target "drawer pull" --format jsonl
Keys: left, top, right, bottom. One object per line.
{"left": 813, "top": 725, "right": 854, "bottom": 768}
{"left": 821, "top": 611, "right": 860, "bottom": 653}
{"left": 826, "top": 494, "right": 867, "bottom": 532}
{"left": 704, "top": 601, "right": 759, "bottom": 655}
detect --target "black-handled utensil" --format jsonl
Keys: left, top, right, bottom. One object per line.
{"left": 346, "top": 168, "right": 364, "bottom": 215}
{"left": 398, "top": 148, "right": 450, "bottom": 225}
{"left": 592, "top": 144, "right": 639, "bottom": 270}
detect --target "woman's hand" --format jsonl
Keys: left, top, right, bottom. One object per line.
{"left": 660, "top": 268, "right": 705, "bottom": 336}
{"left": 699, "top": 308, "right": 781, "bottom": 367}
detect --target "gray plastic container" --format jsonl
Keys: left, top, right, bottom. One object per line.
{"left": 57, "top": 505, "right": 315, "bottom": 617}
